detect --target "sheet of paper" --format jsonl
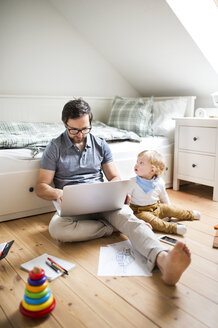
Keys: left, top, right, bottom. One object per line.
{"left": 98, "top": 240, "right": 152, "bottom": 276}
{"left": 21, "top": 253, "right": 76, "bottom": 281}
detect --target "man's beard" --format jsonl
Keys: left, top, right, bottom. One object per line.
{"left": 70, "top": 134, "right": 86, "bottom": 144}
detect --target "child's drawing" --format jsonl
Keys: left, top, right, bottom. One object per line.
{"left": 98, "top": 240, "right": 152, "bottom": 276}
{"left": 116, "top": 247, "right": 135, "bottom": 274}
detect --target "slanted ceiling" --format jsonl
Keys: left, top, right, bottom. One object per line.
{"left": 50, "top": 0, "right": 218, "bottom": 107}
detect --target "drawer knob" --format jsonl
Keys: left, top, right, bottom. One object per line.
{"left": 166, "top": 167, "right": 168, "bottom": 171}
{"left": 29, "top": 187, "right": 34, "bottom": 192}
{"left": 193, "top": 137, "right": 198, "bottom": 141}
{"left": 192, "top": 164, "right": 197, "bottom": 168}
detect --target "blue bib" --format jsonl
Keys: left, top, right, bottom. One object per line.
{"left": 136, "top": 175, "right": 159, "bottom": 193}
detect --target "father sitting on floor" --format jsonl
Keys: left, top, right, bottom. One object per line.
{"left": 35, "top": 98, "right": 191, "bottom": 285}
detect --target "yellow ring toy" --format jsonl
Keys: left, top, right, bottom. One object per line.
{"left": 22, "top": 294, "right": 53, "bottom": 312}
{"left": 26, "top": 280, "right": 48, "bottom": 293}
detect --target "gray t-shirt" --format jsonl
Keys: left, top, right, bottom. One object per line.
{"left": 40, "top": 131, "right": 113, "bottom": 189}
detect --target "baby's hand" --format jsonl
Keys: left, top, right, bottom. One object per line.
{"left": 162, "top": 217, "right": 171, "bottom": 222}
{"left": 125, "top": 194, "right": 131, "bottom": 205}
{"left": 145, "top": 222, "right": 152, "bottom": 230}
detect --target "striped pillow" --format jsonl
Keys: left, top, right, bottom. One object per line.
{"left": 107, "top": 96, "right": 153, "bottom": 137}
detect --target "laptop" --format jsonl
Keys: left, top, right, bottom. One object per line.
{"left": 53, "top": 179, "right": 131, "bottom": 217}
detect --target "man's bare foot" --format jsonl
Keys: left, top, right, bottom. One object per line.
{"left": 156, "top": 241, "right": 191, "bottom": 285}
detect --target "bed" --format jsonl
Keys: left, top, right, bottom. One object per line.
{"left": 0, "top": 95, "right": 196, "bottom": 222}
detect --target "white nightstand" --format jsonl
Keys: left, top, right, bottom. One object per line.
{"left": 173, "top": 117, "right": 218, "bottom": 201}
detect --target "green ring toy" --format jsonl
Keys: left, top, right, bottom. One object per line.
{"left": 24, "top": 289, "right": 51, "bottom": 305}
{"left": 24, "top": 286, "right": 50, "bottom": 299}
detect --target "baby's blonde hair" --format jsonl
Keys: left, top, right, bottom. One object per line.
{"left": 137, "top": 150, "right": 166, "bottom": 177}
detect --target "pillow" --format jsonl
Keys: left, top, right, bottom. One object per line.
{"left": 107, "top": 96, "right": 153, "bottom": 137}
{"left": 152, "top": 98, "right": 187, "bottom": 137}
{"left": 92, "top": 121, "right": 141, "bottom": 142}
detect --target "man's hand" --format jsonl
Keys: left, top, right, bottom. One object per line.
{"left": 56, "top": 189, "right": 63, "bottom": 206}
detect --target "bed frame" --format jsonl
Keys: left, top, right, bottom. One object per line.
{"left": 0, "top": 95, "right": 195, "bottom": 123}
{"left": 0, "top": 95, "right": 196, "bottom": 222}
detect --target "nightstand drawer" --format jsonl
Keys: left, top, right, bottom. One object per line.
{"left": 178, "top": 152, "right": 215, "bottom": 181}
{"left": 178, "top": 126, "right": 216, "bottom": 153}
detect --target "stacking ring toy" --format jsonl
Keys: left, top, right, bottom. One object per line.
{"left": 19, "top": 298, "right": 56, "bottom": 319}
{"left": 24, "top": 286, "right": 50, "bottom": 299}
{"left": 26, "top": 280, "right": 48, "bottom": 293}
{"left": 24, "top": 290, "right": 51, "bottom": 305}
{"left": 28, "top": 275, "right": 47, "bottom": 286}
{"left": 29, "top": 268, "right": 45, "bottom": 280}
{"left": 20, "top": 267, "right": 56, "bottom": 318}
{"left": 22, "top": 294, "right": 54, "bottom": 312}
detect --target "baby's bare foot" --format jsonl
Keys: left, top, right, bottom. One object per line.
{"left": 157, "top": 241, "right": 191, "bottom": 285}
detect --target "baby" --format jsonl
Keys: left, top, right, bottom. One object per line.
{"left": 129, "top": 150, "right": 200, "bottom": 235}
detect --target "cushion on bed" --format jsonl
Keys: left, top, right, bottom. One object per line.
{"left": 152, "top": 98, "right": 187, "bottom": 137}
{"left": 91, "top": 121, "right": 140, "bottom": 142}
{"left": 107, "top": 96, "right": 153, "bottom": 137}
{"left": 0, "top": 120, "right": 140, "bottom": 148}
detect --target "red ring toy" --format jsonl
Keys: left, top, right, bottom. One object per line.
{"left": 29, "top": 268, "right": 45, "bottom": 280}
{"left": 19, "top": 298, "right": 56, "bottom": 318}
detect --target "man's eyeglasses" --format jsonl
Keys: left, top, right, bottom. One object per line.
{"left": 65, "top": 124, "right": 92, "bottom": 135}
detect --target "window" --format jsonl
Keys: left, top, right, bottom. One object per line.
{"left": 166, "top": 0, "right": 218, "bottom": 74}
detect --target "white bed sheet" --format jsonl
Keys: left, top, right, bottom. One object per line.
{"left": 0, "top": 136, "right": 173, "bottom": 174}
{"left": 108, "top": 136, "right": 174, "bottom": 161}
{"left": 0, "top": 149, "right": 41, "bottom": 172}
{"left": 0, "top": 148, "right": 42, "bottom": 160}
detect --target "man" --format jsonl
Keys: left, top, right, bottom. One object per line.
{"left": 36, "top": 98, "right": 191, "bottom": 285}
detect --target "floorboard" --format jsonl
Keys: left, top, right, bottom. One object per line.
{"left": 0, "top": 183, "right": 217, "bottom": 328}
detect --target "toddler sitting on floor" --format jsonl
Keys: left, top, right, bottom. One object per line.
{"left": 129, "top": 150, "right": 200, "bottom": 235}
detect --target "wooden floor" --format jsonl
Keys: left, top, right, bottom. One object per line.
{"left": 0, "top": 184, "right": 217, "bottom": 328}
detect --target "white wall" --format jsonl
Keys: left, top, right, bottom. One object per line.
{"left": 0, "top": 0, "right": 138, "bottom": 97}
{"left": 50, "top": 0, "right": 218, "bottom": 108}
{"left": 1, "top": 0, "right": 218, "bottom": 108}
